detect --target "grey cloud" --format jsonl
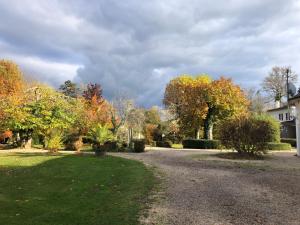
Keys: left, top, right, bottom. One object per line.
{"left": 0, "top": 0, "right": 300, "bottom": 107}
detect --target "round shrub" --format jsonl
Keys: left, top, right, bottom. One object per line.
{"left": 132, "top": 139, "right": 145, "bottom": 153}
{"left": 218, "top": 114, "right": 280, "bottom": 156}
{"left": 267, "top": 142, "right": 291, "bottom": 151}
{"left": 182, "top": 139, "right": 220, "bottom": 149}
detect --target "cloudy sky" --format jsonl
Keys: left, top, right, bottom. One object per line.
{"left": 1, "top": 0, "right": 300, "bottom": 106}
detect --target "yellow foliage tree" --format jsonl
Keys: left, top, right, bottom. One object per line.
{"left": 164, "top": 75, "right": 249, "bottom": 140}
{"left": 164, "top": 74, "right": 211, "bottom": 138}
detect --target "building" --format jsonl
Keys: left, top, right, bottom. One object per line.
{"left": 267, "top": 104, "right": 296, "bottom": 139}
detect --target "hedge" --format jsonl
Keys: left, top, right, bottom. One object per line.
{"left": 281, "top": 138, "right": 296, "bottom": 147}
{"left": 182, "top": 139, "right": 220, "bottom": 149}
{"left": 267, "top": 142, "right": 291, "bottom": 151}
{"left": 156, "top": 141, "right": 172, "bottom": 148}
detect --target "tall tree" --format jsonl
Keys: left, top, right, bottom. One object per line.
{"left": 164, "top": 75, "right": 249, "bottom": 140}
{"left": 164, "top": 75, "right": 211, "bottom": 138}
{"left": 82, "top": 83, "right": 104, "bottom": 105}
{"left": 262, "top": 66, "right": 297, "bottom": 103}
{"left": 203, "top": 77, "right": 249, "bottom": 139}
{"left": 109, "top": 97, "right": 133, "bottom": 135}
{"left": 59, "top": 80, "right": 80, "bottom": 98}
{"left": 0, "top": 60, "right": 24, "bottom": 97}
{"left": 0, "top": 60, "right": 25, "bottom": 130}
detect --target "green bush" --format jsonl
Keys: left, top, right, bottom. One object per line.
{"left": 218, "top": 114, "right": 280, "bottom": 156}
{"left": 45, "top": 132, "right": 64, "bottom": 152}
{"left": 132, "top": 139, "right": 145, "bottom": 153}
{"left": 281, "top": 138, "right": 296, "bottom": 147}
{"left": 267, "top": 142, "right": 291, "bottom": 151}
{"left": 182, "top": 139, "right": 220, "bottom": 149}
{"left": 156, "top": 141, "right": 172, "bottom": 148}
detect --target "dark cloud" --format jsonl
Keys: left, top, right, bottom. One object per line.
{"left": 1, "top": 0, "right": 300, "bottom": 106}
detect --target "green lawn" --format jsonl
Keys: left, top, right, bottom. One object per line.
{"left": 0, "top": 153, "right": 155, "bottom": 225}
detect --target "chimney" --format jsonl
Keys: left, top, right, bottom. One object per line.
{"left": 275, "top": 100, "right": 281, "bottom": 108}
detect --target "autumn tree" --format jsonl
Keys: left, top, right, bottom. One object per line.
{"left": 164, "top": 75, "right": 211, "bottom": 138}
{"left": 164, "top": 75, "right": 249, "bottom": 140}
{"left": 82, "top": 83, "right": 104, "bottom": 105}
{"left": 262, "top": 66, "right": 297, "bottom": 103}
{"left": 59, "top": 80, "right": 80, "bottom": 98}
{"left": 203, "top": 77, "right": 249, "bottom": 139}
{"left": 0, "top": 60, "right": 25, "bottom": 133}
{"left": 0, "top": 60, "right": 24, "bottom": 97}
{"left": 4, "top": 85, "right": 77, "bottom": 148}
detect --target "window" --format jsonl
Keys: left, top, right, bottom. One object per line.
{"left": 279, "top": 113, "right": 283, "bottom": 121}
{"left": 286, "top": 113, "right": 290, "bottom": 121}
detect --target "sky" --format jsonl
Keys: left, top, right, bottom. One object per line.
{"left": 1, "top": 0, "right": 300, "bottom": 107}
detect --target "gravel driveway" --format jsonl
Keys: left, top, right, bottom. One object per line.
{"left": 112, "top": 149, "right": 300, "bottom": 225}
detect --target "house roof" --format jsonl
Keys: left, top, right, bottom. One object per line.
{"left": 288, "top": 93, "right": 300, "bottom": 101}
{"left": 267, "top": 105, "right": 288, "bottom": 112}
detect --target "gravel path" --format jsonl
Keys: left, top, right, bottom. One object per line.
{"left": 112, "top": 149, "right": 300, "bottom": 225}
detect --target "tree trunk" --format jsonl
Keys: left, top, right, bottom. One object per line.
{"left": 24, "top": 138, "right": 32, "bottom": 149}
{"left": 196, "top": 128, "right": 200, "bottom": 139}
{"left": 204, "top": 107, "right": 214, "bottom": 140}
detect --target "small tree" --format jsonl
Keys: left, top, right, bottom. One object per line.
{"left": 87, "top": 124, "right": 114, "bottom": 156}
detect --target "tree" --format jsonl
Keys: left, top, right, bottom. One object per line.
{"left": 203, "top": 77, "right": 249, "bottom": 139}
{"left": 4, "top": 85, "right": 77, "bottom": 148}
{"left": 164, "top": 75, "right": 249, "bottom": 140}
{"left": 82, "top": 83, "right": 104, "bottom": 105}
{"left": 0, "top": 60, "right": 25, "bottom": 124}
{"left": 245, "top": 88, "right": 269, "bottom": 114}
{"left": 144, "top": 106, "right": 161, "bottom": 125}
{"left": 164, "top": 75, "right": 211, "bottom": 138}
{"left": 59, "top": 80, "right": 80, "bottom": 98}
{"left": 262, "top": 66, "right": 297, "bottom": 103}
{"left": 109, "top": 96, "right": 133, "bottom": 135}
{"left": 127, "top": 108, "right": 145, "bottom": 142}
{"left": 0, "top": 60, "right": 24, "bottom": 97}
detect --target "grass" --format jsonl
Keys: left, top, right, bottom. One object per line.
{"left": 171, "top": 144, "right": 183, "bottom": 149}
{"left": 0, "top": 153, "right": 156, "bottom": 225}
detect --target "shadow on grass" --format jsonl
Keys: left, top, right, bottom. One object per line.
{"left": 0, "top": 153, "right": 156, "bottom": 225}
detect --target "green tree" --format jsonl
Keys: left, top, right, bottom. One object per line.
{"left": 4, "top": 85, "right": 77, "bottom": 148}
{"left": 59, "top": 80, "right": 80, "bottom": 98}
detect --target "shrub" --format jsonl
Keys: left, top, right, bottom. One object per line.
{"left": 87, "top": 124, "right": 115, "bottom": 156}
{"left": 156, "top": 141, "right": 172, "bottom": 148}
{"left": 267, "top": 142, "right": 291, "bottom": 151}
{"left": 182, "top": 139, "right": 220, "bottom": 149}
{"left": 45, "top": 132, "right": 64, "bottom": 152}
{"left": 218, "top": 114, "right": 280, "bottom": 156}
{"left": 103, "top": 141, "right": 118, "bottom": 152}
{"left": 65, "top": 134, "right": 83, "bottom": 151}
{"left": 132, "top": 139, "right": 145, "bottom": 153}
{"left": 281, "top": 138, "right": 296, "bottom": 147}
